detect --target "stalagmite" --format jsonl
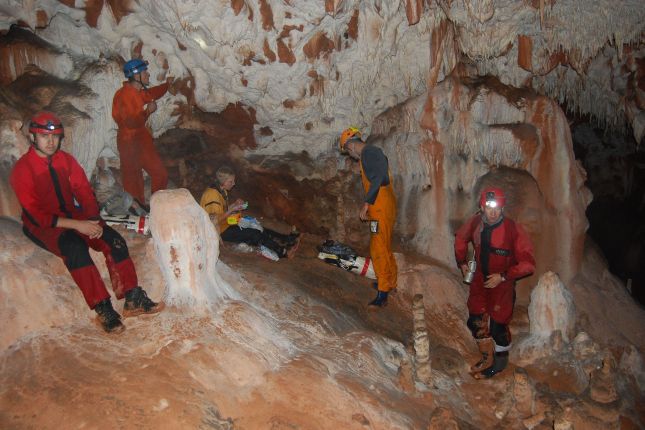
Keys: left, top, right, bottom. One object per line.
{"left": 514, "top": 271, "right": 576, "bottom": 365}
{"left": 589, "top": 350, "right": 619, "bottom": 404}
{"left": 412, "top": 294, "right": 432, "bottom": 385}
{"left": 149, "top": 188, "right": 238, "bottom": 314}
{"left": 512, "top": 367, "right": 535, "bottom": 418}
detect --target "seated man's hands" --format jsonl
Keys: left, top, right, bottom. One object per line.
{"left": 75, "top": 220, "right": 103, "bottom": 239}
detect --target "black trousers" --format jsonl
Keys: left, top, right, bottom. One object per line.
{"left": 221, "top": 226, "right": 291, "bottom": 258}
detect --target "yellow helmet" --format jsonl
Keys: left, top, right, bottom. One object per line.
{"left": 339, "top": 127, "right": 361, "bottom": 151}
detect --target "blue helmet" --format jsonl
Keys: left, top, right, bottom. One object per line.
{"left": 123, "top": 58, "right": 148, "bottom": 78}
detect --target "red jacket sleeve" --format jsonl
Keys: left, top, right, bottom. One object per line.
{"left": 506, "top": 223, "right": 535, "bottom": 281}
{"left": 143, "top": 82, "right": 169, "bottom": 102}
{"left": 454, "top": 215, "right": 480, "bottom": 265}
{"left": 10, "top": 160, "right": 57, "bottom": 227}
{"left": 66, "top": 153, "right": 100, "bottom": 219}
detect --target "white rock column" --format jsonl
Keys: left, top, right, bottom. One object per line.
{"left": 149, "top": 189, "right": 238, "bottom": 314}
{"left": 514, "top": 271, "right": 575, "bottom": 365}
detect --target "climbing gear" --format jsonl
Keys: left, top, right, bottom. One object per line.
{"left": 317, "top": 239, "right": 376, "bottom": 279}
{"left": 473, "top": 351, "right": 509, "bottom": 379}
{"left": 480, "top": 187, "right": 506, "bottom": 209}
{"left": 368, "top": 290, "right": 388, "bottom": 308}
{"left": 29, "top": 112, "right": 64, "bottom": 135}
{"left": 339, "top": 127, "right": 361, "bottom": 151}
{"left": 123, "top": 58, "right": 148, "bottom": 78}
{"left": 470, "top": 337, "right": 495, "bottom": 373}
{"left": 123, "top": 286, "right": 164, "bottom": 317}
{"left": 95, "top": 298, "right": 125, "bottom": 333}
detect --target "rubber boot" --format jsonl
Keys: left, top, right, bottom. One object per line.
{"left": 95, "top": 298, "right": 125, "bottom": 333}
{"left": 470, "top": 337, "right": 495, "bottom": 373}
{"left": 476, "top": 351, "right": 509, "bottom": 379}
{"left": 368, "top": 290, "right": 388, "bottom": 308}
{"left": 123, "top": 286, "right": 165, "bottom": 318}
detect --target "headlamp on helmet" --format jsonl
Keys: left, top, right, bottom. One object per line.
{"left": 479, "top": 187, "right": 506, "bottom": 209}
{"left": 123, "top": 58, "right": 149, "bottom": 78}
{"left": 28, "top": 111, "right": 64, "bottom": 135}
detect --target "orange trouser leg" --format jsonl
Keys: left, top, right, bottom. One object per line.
{"left": 117, "top": 135, "right": 145, "bottom": 203}
{"left": 139, "top": 137, "right": 168, "bottom": 195}
{"left": 369, "top": 212, "right": 397, "bottom": 292}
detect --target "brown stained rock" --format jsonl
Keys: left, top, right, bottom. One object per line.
{"left": 106, "top": 0, "right": 134, "bottom": 25}
{"left": 242, "top": 50, "right": 255, "bottom": 66}
{"left": 325, "top": 0, "right": 344, "bottom": 16}
{"left": 35, "top": 9, "right": 49, "bottom": 28}
{"left": 518, "top": 35, "right": 533, "bottom": 72}
{"left": 258, "top": 0, "right": 274, "bottom": 31}
{"left": 241, "top": 77, "right": 248, "bottom": 87}
{"left": 231, "top": 0, "right": 245, "bottom": 15}
{"left": 131, "top": 40, "right": 143, "bottom": 59}
{"left": 283, "top": 99, "right": 295, "bottom": 109}
{"left": 263, "top": 38, "right": 276, "bottom": 63}
{"left": 258, "top": 126, "right": 273, "bottom": 136}
{"left": 427, "top": 407, "right": 459, "bottom": 430}
{"left": 277, "top": 39, "right": 296, "bottom": 65}
{"left": 347, "top": 9, "right": 359, "bottom": 40}
{"left": 84, "top": 0, "right": 104, "bottom": 28}
{"left": 279, "top": 24, "right": 303, "bottom": 39}
{"left": 405, "top": 0, "right": 424, "bottom": 26}
{"left": 303, "top": 32, "right": 336, "bottom": 62}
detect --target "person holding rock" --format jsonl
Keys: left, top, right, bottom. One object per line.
{"left": 454, "top": 187, "right": 535, "bottom": 378}
{"left": 10, "top": 112, "right": 163, "bottom": 333}
{"left": 338, "top": 127, "right": 398, "bottom": 308}
{"left": 112, "top": 58, "right": 172, "bottom": 212}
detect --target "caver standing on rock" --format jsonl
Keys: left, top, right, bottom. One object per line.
{"left": 112, "top": 58, "right": 172, "bottom": 212}
{"left": 454, "top": 187, "right": 535, "bottom": 378}
{"left": 200, "top": 165, "right": 300, "bottom": 259}
{"left": 339, "top": 127, "right": 397, "bottom": 308}
{"left": 10, "top": 112, "right": 164, "bottom": 334}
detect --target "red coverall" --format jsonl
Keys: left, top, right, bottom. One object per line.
{"left": 112, "top": 82, "right": 169, "bottom": 204}
{"left": 454, "top": 214, "right": 535, "bottom": 327}
{"left": 10, "top": 147, "right": 138, "bottom": 308}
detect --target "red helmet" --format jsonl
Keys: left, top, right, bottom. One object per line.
{"left": 29, "top": 111, "right": 64, "bottom": 135}
{"left": 480, "top": 187, "right": 506, "bottom": 209}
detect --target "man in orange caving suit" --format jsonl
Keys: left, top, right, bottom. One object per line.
{"left": 339, "top": 127, "right": 397, "bottom": 308}
{"left": 112, "top": 58, "right": 172, "bottom": 211}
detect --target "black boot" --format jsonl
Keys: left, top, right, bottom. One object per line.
{"left": 95, "top": 298, "right": 125, "bottom": 333}
{"left": 478, "top": 351, "right": 509, "bottom": 378}
{"left": 123, "top": 286, "right": 165, "bottom": 318}
{"left": 368, "top": 290, "right": 388, "bottom": 308}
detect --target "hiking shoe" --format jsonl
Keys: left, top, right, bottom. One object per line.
{"left": 123, "top": 286, "right": 165, "bottom": 317}
{"left": 368, "top": 290, "right": 388, "bottom": 308}
{"left": 95, "top": 298, "right": 125, "bottom": 333}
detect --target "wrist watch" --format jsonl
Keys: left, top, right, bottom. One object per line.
{"left": 500, "top": 273, "right": 507, "bottom": 282}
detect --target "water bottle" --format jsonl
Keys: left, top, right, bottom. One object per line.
{"left": 259, "top": 245, "right": 279, "bottom": 261}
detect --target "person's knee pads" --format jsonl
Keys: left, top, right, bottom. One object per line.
{"left": 467, "top": 314, "right": 489, "bottom": 339}
{"left": 58, "top": 231, "right": 93, "bottom": 269}
{"left": 102, "top": 226, "right": 130, "bottom": 262}
{"left": 490, "top": 319, "right": 511, "bottom": 347}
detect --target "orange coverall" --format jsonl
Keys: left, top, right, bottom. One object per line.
{"left": 112, "top": 82, "right": 169, "bottom": 203}
{"left": 360, "top": 163, "right": 397, "bottom": 292}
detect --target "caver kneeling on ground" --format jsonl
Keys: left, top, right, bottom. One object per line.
{"left": 10, "top": 112, "right": 164, "bottom": 334}
{"left": 200, "top": 165, "right": 300, "bottom": 259}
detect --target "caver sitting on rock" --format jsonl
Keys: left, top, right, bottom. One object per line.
{"left": 199, "top": 165, "right": 300, "bottom": 260}
{"left": 10, "top": 112, "right": 164, "bottom": 333}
